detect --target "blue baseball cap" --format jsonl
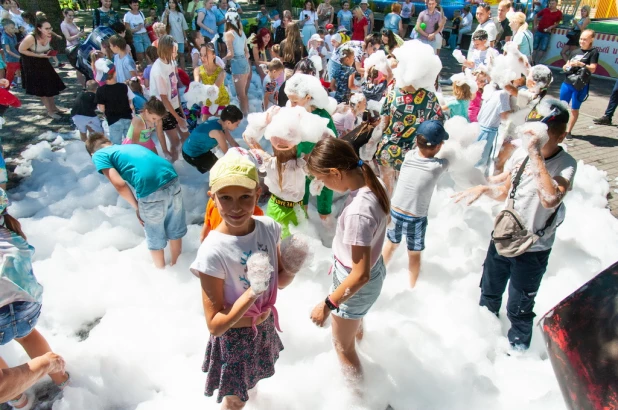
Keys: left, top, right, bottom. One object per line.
{"left": 417, "top": 120, "right": 449, "bottom": 146}
{"left": 270, "top": 9, "right": 279, "bottom": 17}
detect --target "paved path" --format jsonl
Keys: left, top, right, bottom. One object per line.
{"left": 440, "top": 52, "right": 618, "bottom": 217}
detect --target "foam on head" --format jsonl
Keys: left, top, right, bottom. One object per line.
{"left": 488, "top": 42, "right": 530, "bottom": 88}
{"left": 284, "top": 73, "right": 330, "bottom": 110}
{"left": 264, "top": 106, "right": 333, "bottom": 145}
{"left": 392, "top": 40, "right": 442, "bottom": 90}
{"left": 450, "top": 69, "right": 478, "bottom": 95}
{"left": 363, "top": 50, "right": 390, "bottom": 77}
{"left": 528, "top": 65, "right": 553, "bottom": 93}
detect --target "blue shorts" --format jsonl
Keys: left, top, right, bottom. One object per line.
{"left": 230, "top": 56, "right": 250, "bottom": 75}
{"left": 0, "top": 302, "right": 41, "bottom": 345}
{"left": 133, "top": 32, "right": 152, "bottom": 53}
{"left": 177, "top": 42, "right": 185, "bottom": 53}
{"left": 533, "top": 31, "right": 550, "bottom": 51}
{"left": 330, "top": 256, "right": 386, "bottom": 320}
{"left": 560, "top": 82, "right": 588, "bottom": 110}
{"left": 138, "top": 178, "right": 188, "bottom": 250}
{"left": 386, "top": 209, "right": 428, "bottom": 251}
{"left": 108, "top": 118, "right": 132, "bottom": 145}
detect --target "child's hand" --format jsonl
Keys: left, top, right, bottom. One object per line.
{"left": 451, "top": 185, "right": 486, "bottom": 205}
{"left": 246, "top": 252, "right": 274, "bottom": 298}
{"left": 280, "top": 233, "right": 313, "bottom": 274}
{"left": 0, "top": 79, "right": 9, "bottom": 88}
{"left": 309, "top": 178, "right": 324, "bottom": 196}
{"left": 310, "top": 301, "right": 330, "bottom": 327}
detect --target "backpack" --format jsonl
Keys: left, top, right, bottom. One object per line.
{"left": 492, "top": 157, "right": 561, "bottom": 257}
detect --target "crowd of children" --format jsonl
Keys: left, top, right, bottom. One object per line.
{"left": 0, "top": 1, "right": 587, "bottom": 409}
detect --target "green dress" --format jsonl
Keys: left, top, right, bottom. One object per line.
{"left": 297, "top": 108, "right": 338, "bottom": 216}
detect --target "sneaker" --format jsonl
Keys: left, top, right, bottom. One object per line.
{"left": 565, "top": 132, "right": 573, "bottom": 140}
{"left": 593, "top": 115, "right": 612, "bottom": 125}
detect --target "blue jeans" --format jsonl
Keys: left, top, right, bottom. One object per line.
{"left": 0, "top": 302, "right": 41, "bottom": 345}
{"left": 604, "top": 78, "right": 618, "bottom": 119}
{"left": 533, "top": 31, "right": 551, "bottom": 51}
{"left": 448, "top": 30, "right": 458, "bottom": 49}
{"left": 480, "top": 241, "right": 551, "bottom": 348}
{"left": 137, "top": 178, "right": 187, "bottom": 250}
{"left": 108, "top": 118, "right": 132, "bottom": 145}
{"left": 476, "top": 125, "right": 499, "bottom": 173}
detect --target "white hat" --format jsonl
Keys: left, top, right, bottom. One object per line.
{"left": 360, "top": 0, "right": 368, "bottom": 4}
{"left": 310, "top": 33, "right": 323, "bottom": 42}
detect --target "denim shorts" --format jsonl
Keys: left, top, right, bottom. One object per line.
{"left": 386, "top": 209, "right": 428, "bottom": 251}
{"left": 0, "top": 302, "right": 41, "bottom": 345}
{"left": 137, "top": 178, "right": 188, "bottom": 250}
{"left": 108, "top": 118, "right": 132, "bottom": 145}
{"left": 533, "top": 31, "right": 551, "bottom": 51}
{"left": 330, "top": 256, "right": 386, "bottom": 320}
{"left": 133, "top": 32, "right": 152, "bottom": 53}
{"left": 560, "top": 82, "right": 588, "bottom": 110}
{"left": 230, "top": 56, "right": 250, "bottom": 75}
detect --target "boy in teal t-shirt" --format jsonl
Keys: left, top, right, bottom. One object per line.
{"left": 87, "top": 134, "right": 187, "bottom": 268}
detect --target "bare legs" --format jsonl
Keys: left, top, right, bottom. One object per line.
{"left": 378, "top": 165, "right": 397, "bottom": 197}
{"left": 560, "top": 44, "right": 576, "bottom": 62}
{"left": 165, "top": 127, "right": 182, "bottom": 161}
{"left": 221, "top": 395, "right": 246, "bottom": 409}
{"left": 332, "top": 315, "right": 363, "bottom": 385}
{"left": 15, "top": 329, "right": 68, "bottom": 386}
{"left": 150, "top": 238, "right": 182, "bottom": 269}
{"left": 233, "top": 73, "right": 249, "bottom": 115}
{"left": 41, "top": 96, "right": 60, "bottom": 116}
{"left": 383, "top": 240, "right": 422, "bottom": 287}
{"left": 567, "top": 108, "right": 579, "bottom": 135}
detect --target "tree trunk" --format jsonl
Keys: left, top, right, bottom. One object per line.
{"left": 21, "top": 0, "right": 66, "bottom": 51}
{"left": 277, "top": 0, "right": 292, "bottom": 13}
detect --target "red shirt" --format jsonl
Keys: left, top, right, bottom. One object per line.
{"left": 536, "top": 8, "right": 562, "bottom": 32}
{"left": 352, "top": 16, "right": 368, "bottom": 41}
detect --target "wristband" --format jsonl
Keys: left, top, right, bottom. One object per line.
{"left": 325, "top": 296, "right": 339, "bottom": 312}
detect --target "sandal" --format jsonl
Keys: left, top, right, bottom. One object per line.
{"left": 56, "top": 371, "right": 71, "bottom": 390}
{"left": 8, "top": 391, "right": 33, "bottom": 410}
{"left": 47, "top": 113, "right": 61, "bottom": 120}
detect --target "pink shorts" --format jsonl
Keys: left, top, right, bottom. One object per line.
{"left": 122, "top": 138, "right": 156, "bottom": 151}
{"left": 201, "top": 105, "right": 225, "bottom": 116}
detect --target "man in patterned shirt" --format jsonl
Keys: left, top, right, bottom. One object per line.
{"left": 376, "top": 82, "right": 444, "bottom": 195}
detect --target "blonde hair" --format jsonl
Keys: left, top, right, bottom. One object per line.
{"left": 508, "top": 11, "right": 526, "bottom": 31}
{"left": 267, "top": 58, "right": 284, "bottom": 72}
{"left": 157, "top": 35, "right": 177, "bottom": 63}
{"left": 453, "top": 82, "right": 472, "bottom": 101}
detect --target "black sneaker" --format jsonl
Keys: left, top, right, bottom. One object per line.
{"left": 566, "top": 133, "right": 573, "bottom": 140}
{"left": 593, "top": 116, "right": 612, "bottom": 125}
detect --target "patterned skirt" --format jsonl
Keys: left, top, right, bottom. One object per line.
{"left": 203, "top": 315, "right": 283, "bottom": 403}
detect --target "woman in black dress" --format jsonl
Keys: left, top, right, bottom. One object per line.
{"left": 18, "top": 18, "right": 66, "bottom": 119}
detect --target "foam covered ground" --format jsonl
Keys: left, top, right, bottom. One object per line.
{"left": 1, "top": 77, "right": 618, "bottom": 409}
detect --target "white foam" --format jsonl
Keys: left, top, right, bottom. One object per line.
{"left": 1, "top": 76, "right": 617, "bottom": 410}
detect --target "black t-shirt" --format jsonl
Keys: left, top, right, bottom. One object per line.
{"left": 71, "top": 91, "right": 98, "bottom": 117}
{"left": 277, "top": 79, "right": 289, "bottom": 107}
{"left": 565, "top": 47, "right": 599, "bottom": 84}
{"left": 500, "top": 18, "right": 513, "bottom": 39}
{"left": 95, "top": 83, "right": 133, "bottom": 125}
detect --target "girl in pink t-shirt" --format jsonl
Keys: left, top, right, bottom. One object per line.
{"left": 469, "top": 69, "right": 489, "bottom": 122}
{"left": 305, "top": 137, "right": 389, "bottom": 385}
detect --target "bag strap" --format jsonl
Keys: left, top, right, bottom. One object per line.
{"left": 509, "top": 156, "right": 529, "bottom": 200}
{"left": 536, "top": 203, "right": 561, "bottom": 237}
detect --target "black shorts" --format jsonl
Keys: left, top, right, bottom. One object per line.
{"left": 182, "top": 149, "right": 218, "bottom": 174}
{"left": 162, "top": 107, "right": 185, "bottom": 131}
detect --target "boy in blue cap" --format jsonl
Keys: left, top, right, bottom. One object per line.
{"left": 382, "top": 120, "right": 450, "bottom": 288}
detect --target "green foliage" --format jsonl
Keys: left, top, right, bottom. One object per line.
{"left": 58, "top": 0, "right": 80, "bottom": 11}
{"left": 140, "top": 0, "right": 159, "bottom": 12}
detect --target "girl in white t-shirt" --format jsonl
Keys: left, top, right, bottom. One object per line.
{"left": 244, "top": 105, "right": 333, "bottom": 238}
{"left": 189, "top": 30, "right": 205, "bottom": 68}
{"left": 190, "top": 152, "right": 307, "bottom": 408}
{"left": 305, "top": 136, "right": 389, "bottom": 384}
{"left": 149, "top": 35, "right": 187, "bottom": 161}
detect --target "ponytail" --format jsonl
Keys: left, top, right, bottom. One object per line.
{"left": 3, "top": 214, "right": 26, "bottom": 240}
{"left": 305, "top": 137, "right": 390, "bottom": 214}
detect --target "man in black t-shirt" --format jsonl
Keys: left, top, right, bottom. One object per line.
{"left": 94, "top": 58, "right": 134, "bottom": 145}
{"left": 494, "top": 0, "right": 513, "bottom": 52}
{"left": 559, "top": 29, "right": 598, "bottom": 139}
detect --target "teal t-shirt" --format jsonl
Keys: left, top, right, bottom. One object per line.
{"left": 447, "top": 99, "right": 470, "bottom": 121}
{"left": 182, "top": 118, "right": 222, "bottom": 158}
{"left": 92, "top": 145, "right": 178, "bottom": 199}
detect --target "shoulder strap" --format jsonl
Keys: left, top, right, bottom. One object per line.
{"left": 509, "top": 156, "right": 529, "bottom": 199}
{"left": 536, "top": 204, "right": 561, "bottom": 236}
{"left": 140, "top": 11, "right": 145, "bottom": 20}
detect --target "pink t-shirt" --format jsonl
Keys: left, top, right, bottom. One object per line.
{"left": 190, "top": 216, "right": 282, "bottom": 331}
{"left": 332, "top": 186, "right": 387, "bottom": 268}
{"left": 468, "top": 90, "right": 482, "bottom": 123}
{"left": 333, "top": 110, "right": 356, "bottom": 136}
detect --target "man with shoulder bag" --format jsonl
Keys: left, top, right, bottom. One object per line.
{"left": 453, "top": 99, "right": 577, "bottom": 351}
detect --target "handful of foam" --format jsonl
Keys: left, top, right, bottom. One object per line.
{"left": 452, "top": 49, "right": 466, "bottom": 64}
{"left": 309, "top": 178, "right": 324, "bottom": 196}
{"left": 280, "top": 233, "right": 314, "bottom": 274}
{"left": 488, "top": 42, "right": 530, "bottom": 88}
{"left": 392, "top": 40, "right": 442, "bottom": 90}
{"left": 246, "top": 252, "right": 274, "bottom": 296}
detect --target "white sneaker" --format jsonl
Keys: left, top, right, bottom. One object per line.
{"left": 0, "top": 117, "right": 5, "bottom": 129}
